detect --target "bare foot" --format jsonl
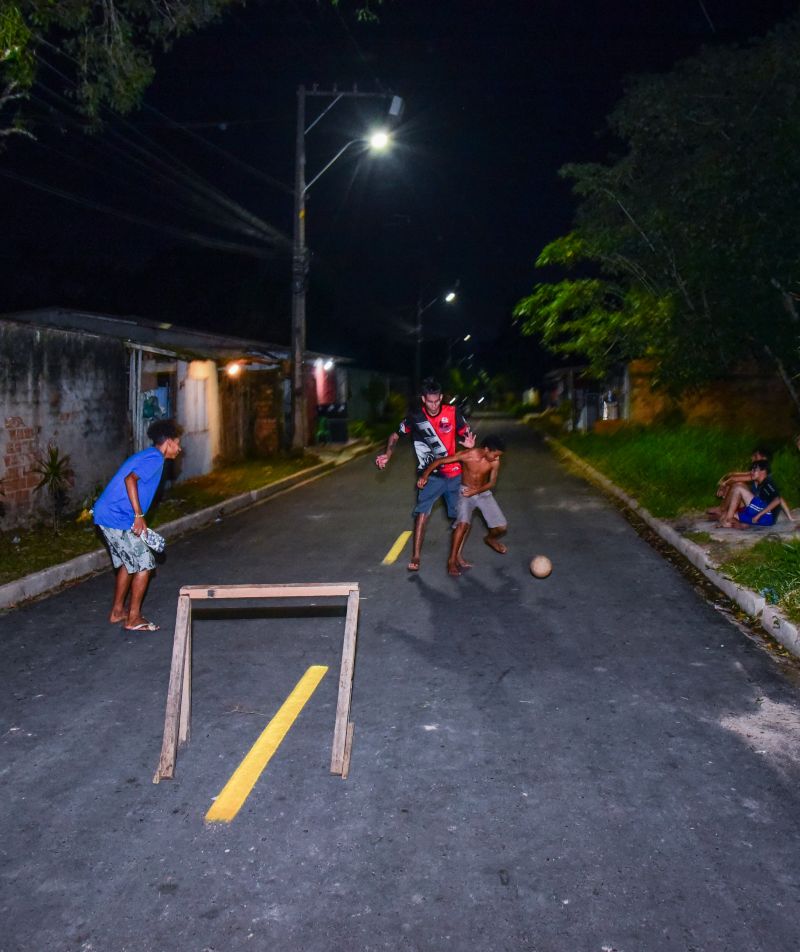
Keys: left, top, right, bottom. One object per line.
{"left": 706, "top": 507, "right": 722, "bottom": 519}
{"left": 457, "top": 558, "right": 473, "bottom": 569}
{"left": 447, "top": 562, "right": 462, "bottom": 576}
{"left": 484, "top": 536, "right": 507, "bottom": 555}
{"left": 109, "top": 611, "right": 127, "bottom": 624}
{"left": 407, "top": 558, "right": 420, "bottom": 572}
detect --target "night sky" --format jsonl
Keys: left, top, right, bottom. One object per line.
{"left": 1, "top": 0, "right": 797, "bottom": 383}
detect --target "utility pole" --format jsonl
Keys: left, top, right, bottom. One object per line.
{"left": 289, "top": 85, "right": 403, "bottom": 451}
{"left": 291, "top": 85, "right": 308, "bottom": 451}
{"left": 414, "top": 293, "right": 423, "bottom": 392}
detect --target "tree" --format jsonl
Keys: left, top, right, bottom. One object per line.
{"left": 0, "top": 0, "right": 244, "bottom": 137}
{"left": 0, "top": 1, "right": 381, "bottom": 136}
{"left": 515, "top": 13, "right": 800, "bottom": 397}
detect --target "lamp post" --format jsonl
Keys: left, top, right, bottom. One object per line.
{"left": 414, "top": 289, "right": 457, "bottom": 389}
{"left": 290, "top": 85, "right": 402, "bottom": 450}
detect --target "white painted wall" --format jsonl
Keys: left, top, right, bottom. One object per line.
{"left": 176, "top": 359, "right": 220, "bottom": 480}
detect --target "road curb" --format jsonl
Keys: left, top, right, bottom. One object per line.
{"left": 0, "top": 443, "right": 377, "bottom": 613}
{"left": 550, "top": 439, "right": 800, "bottom": 660}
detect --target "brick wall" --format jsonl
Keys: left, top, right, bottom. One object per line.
{"left": 2, "top": 416, "right": 40, "bottom": 515}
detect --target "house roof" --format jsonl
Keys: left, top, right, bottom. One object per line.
{"left": 0, "top": 307, "right": 350, "bottom": 365}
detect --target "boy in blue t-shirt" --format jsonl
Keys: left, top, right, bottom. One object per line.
{"left": 94, "top": 419, "right": 181, "bottom": 631}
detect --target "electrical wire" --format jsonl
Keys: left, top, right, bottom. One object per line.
{"left": 0, "top": 165, "right": 278, "bottom": 259}
{"left": 25, "top": 48, "right": 291, "bottom": 250}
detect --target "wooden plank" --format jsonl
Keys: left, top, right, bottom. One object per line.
{"left": 178, "top": 604, "right": 192, "bottom": 747}
{"left": 152, "top": 595, "right": 191, "bottom": 782}
{"left": 330, "top": 589, "right": 359, "bottom": 774}
{"left": 341, "top": 722, "right": 355, "bottom": 780}
{"left": 179, "top": 582, "right": 358, "bottom": 600}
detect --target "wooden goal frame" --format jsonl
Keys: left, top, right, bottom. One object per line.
{"left": 152, "top": 582, "right": 360, "bottom": 783}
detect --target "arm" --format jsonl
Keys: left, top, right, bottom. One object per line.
{"left": 375, "top": 431, "right": 400, "bottom": 470}
{"left": 124, "top": 471, "right": 147, "bottom": 535}
{"left": 417, "top": 450, "right": 467, "bottom": 488}
{"left": 716, "top": 471, "right": 751, "bottom": 497}
{"left": 780, "top": 497, "right": 795, "bottom": 523}
{"left": 752, "top": 495, "right": 782, "bottom": 522}
{"left": 461, "top": 459, "right": 500, "bottom": 497}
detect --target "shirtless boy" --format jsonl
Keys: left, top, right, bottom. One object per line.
{"left": 417, "top": 434, "right": 507, "bottom": 576}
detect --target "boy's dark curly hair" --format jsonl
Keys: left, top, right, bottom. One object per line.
{"left": 147, "top": 419, "right": 181, "bottom": 446}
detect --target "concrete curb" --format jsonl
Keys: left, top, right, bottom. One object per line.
{"left": 0, "top": 442, "right": 377, "bottom": 612}
{"left": 550, "top": 439, "right": 800, "bottom": 659}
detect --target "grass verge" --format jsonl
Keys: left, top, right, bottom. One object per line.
{"left": 556, "top": 422, "right": 800, "bottom": 625}
{"left": 0, "top": 453, "right": 320, "bottom": 586}
{"left": 720, "top": 538, "right": 800, "bottom": 624}
{"left": 560, "top": 425, "right": 800, "bottom": 519}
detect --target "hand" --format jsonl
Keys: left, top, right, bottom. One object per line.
{"left": 375, "top": 453, "right": 389, "bottom": 470}
{"left": 461, "top": 486, "right": 477, "bottom": 497}
{"left": 461, "top": 431, "right": 476, "bottom": 449}
{"left": 752, "top": 512, "right": 762, "bottom": 523}
{"left": 417, "top": 476, "right": 428, "bottom": 489}
{"left": 132, "top": 514, "right": 147, "bottom": 536}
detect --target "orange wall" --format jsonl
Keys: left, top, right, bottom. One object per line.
{"left": 628, "top": 360, "right": 797, "bottom": 438}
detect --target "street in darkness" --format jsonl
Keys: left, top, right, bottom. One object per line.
{"left": 3, "top": 422, "right": 800, "bottom": 952}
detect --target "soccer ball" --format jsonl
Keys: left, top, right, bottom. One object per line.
{"left": 530, "top": 555, "right": 552, "bottom": 578}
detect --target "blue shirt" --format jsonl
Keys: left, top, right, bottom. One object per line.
{"left": 93, "top": 447, "right": 166, "bottom": 530}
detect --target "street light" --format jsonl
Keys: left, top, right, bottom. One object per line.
{"left": 290, "top": 87, "right": 402, "bottom": 450}
{"left": 414, "top": 288, "right": 457, "bottom": 388}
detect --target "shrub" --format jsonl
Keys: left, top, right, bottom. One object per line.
{"left": 32, "top": 442, "right": 74, "bottom": 533}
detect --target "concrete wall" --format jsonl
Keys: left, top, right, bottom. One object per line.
{"left": 0, "top": 321, "right": 129, "bottom": 528}
{"left": 629, "top": 359, "right": 797, "bottom": 438}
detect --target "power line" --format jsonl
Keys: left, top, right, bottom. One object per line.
{"left": 27, "top": 49, "right": 291, "bottom": 248}
{"left": 0, "top": 166, "right": 279, "bottom": 259}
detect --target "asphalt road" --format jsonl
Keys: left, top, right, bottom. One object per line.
{"left": 3, "top": 421, "right": 800, "bottom": 952}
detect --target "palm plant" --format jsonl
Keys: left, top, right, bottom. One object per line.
{"left": 32, "top": 443, "right": 74, "bottom": 533}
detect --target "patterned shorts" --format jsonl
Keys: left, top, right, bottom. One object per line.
{"left": 98, "top": 526, "right": 156, "bottom": 573}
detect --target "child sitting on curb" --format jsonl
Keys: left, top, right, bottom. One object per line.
{"left": 707, "top": 446, "right": 770, "bottom": 519}
{"left": 717, "top": 459, "right": 794, "bottom": 529}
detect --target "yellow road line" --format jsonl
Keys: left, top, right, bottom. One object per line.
{"left": 205, "top": 665, "right": 328, "bottom": 823}
{"left": 382, "top": 530, "right": 412, "bottom": 565}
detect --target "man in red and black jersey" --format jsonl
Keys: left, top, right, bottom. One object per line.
{"left": 376, "top": 378, "right": 474, "bottom": 571}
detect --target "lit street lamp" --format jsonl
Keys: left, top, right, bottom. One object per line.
{"left": 414, "top": 288, "right": 457, "bottom": 389}
{"left": 290, "top": 86, "right": 402, "bottom": 450}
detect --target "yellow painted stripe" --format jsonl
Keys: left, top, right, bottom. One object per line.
{"left": 382, "top": 530, "right": 412, "bottom": 565}
{"left": 205, "top": 665, "right": 328, "bottom": 823}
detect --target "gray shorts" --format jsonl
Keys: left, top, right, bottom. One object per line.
{"left": 98, "top": 526, "right": 156, "bottom": 574}
{"left": 456, "top": 489, "right": 506, "bottom": 528}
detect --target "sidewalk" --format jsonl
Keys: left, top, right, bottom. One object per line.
{"left": 0, "top": 440, "right": 376, "bottom": 613}
{"left": 551, "top": 439, "right": 800, "bottom": 661}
